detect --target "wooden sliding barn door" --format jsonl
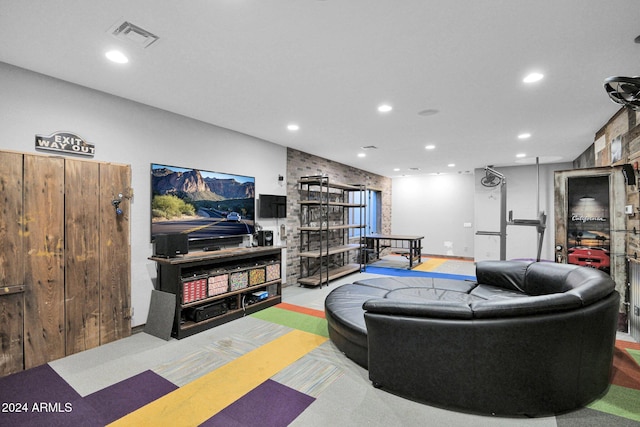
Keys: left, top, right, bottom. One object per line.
{"left": 0, "top": 151, "right": 25, "bottom": 376}
{"left": 0, "top": 150, "right": 131, "bottom": 375}
{"left": 23, "top": 154, "right": 65, "bottom": 369}
{"left": 99, "top": 163, "right": 131, "bottom": 344}
{"left": 65, "top": 159, "right": 101, "bottom": 354}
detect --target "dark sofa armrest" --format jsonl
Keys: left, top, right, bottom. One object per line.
{"left": 363, "top": 298, "right": 473, "bottom": 319}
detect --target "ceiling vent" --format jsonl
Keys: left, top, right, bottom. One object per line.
{"left": 109, "top": 21, "right": 159, "bottom": 48}
{"left": 417, "top": 109, "right": 439, "bottom": 117}
{"left": 360, "top": 145, "right": 378, "bottom": 150}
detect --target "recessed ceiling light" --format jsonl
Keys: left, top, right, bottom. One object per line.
{"left": 105, "top": 50, "right": 129, "bottom": 64}
{"left": 516, "top": 153, "right": 527, "bottom": 158}
{"left": 358, "top": 153, "right": 366, "bottom": 158}
{"left": 287, "top": 123, "right": 300, "bottom": 131}
{"left": 523, "top": 72, "right": 544, "bottom": 83}
{"left": 377, "top": 104, "right": 393, "bottom": 113}
{"left": 518, "top": 133, "right": 532, "bottom": 140}
{"left": 447, "top": 163, "right": 455, "bottom": 168}
{"left": 393, "top": 168, "right": 400, "bottom": 172}
{"left": 425, "top": 144, "right": 436, "bottom": 150}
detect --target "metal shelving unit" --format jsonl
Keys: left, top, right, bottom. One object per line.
{"left": 298, "top": 175, "right": 366, "bottom": 287}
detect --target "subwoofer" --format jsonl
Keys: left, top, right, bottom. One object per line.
{"left": 154, "top": 233, "right": 189, "bottom": 257}
{"left": 256, "top": 230, "right": 273, "bottom": 246}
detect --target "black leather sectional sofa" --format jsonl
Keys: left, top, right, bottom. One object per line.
{"left": 324, "top": 260, "right": 620, "bottom": 416}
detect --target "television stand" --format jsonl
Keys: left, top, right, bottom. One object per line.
{"left": 150, "top": 246, "right": 282, "bottom": 339}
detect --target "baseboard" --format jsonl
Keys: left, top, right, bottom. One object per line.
{"left": 421, "top": 253, "right": 474, "bottom": 261}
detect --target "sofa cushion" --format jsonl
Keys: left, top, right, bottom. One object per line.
{"left": 475, "top": 260, "right": 530, "bottom": 292}
{"left": 363, "top": 298, "right": 473, "bottom": 319}
{"left": 470, "top": 292, "right": 583, "bottom": 318}
{"left": 469, "top": 284, "right": 528, "bottom": 300}
{"left": 354, "top": 276, "right": 476, "bottom": 293}
{"left": 523, "top": 262, "right": 615, "bottom": 301}
{"left": 385, "top": 287, "right": 482, "bottom": 304}
{"left": 523, "top": 262, "right": 576, "bottom": 295}
{"left": 566, "top": 276, "right": 616, "bottom": 306}
{"left": 353, "top": 277, "right": 424, "bottom": 291}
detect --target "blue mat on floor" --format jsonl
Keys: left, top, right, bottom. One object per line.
{"left": 364, "top": 266, "right": 475, "bottom": 281}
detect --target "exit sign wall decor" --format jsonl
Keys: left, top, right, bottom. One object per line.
{"left": 35, "top": 131, "right": 95, "bottom": 157}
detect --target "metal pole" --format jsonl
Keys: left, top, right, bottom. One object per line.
{"left": 500, "top": 179, "right": 507, "bottom": 260}
{"left": 536, "top": 157, "right": 540, "bottom": 217}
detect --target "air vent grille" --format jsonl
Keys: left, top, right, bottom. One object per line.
{"left": 109, "top": 21, "right": 159, "bottom": 48}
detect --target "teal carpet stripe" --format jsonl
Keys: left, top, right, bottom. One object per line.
{"left": 251, "top": 307, "right": 329, "bottom": 338}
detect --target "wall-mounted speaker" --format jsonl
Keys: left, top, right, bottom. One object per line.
{"left": 154, "top": 233, "right": 189, "bottom": 257}
{"left": 256, "top": 230, "right": 273, "bottom": 246}
{"left": 622, "top": 163, "right": 636, "bottom": 186}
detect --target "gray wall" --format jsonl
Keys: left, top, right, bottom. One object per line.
{"left": 285, "top": 148, "right": 392, "bottom": 283}
{"left": 0, "top": 62, "right": 287, "bottom": 327}
{"left": 391, "top": 173, "right": 476, "bottom": 258}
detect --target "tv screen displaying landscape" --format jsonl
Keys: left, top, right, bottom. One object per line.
{"left": 151, "top": 163, "right": 255, "bottom": 243}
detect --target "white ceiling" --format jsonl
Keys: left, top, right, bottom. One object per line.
{"left": 1, "top": 0, "right": 638, "bottom": 177}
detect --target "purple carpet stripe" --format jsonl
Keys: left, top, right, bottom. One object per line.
{"left": 200, "top": 379, "right": 315, "bottom": 427}
{"left": 0, "top": 364, "right": 91, "bottom": 426}
{"left": 0, "top": 364, "right": 81, "bottom": 402}
{"left": 0, "top": 366, "right": 178, "bottom": 426}
{"left": 11, "top": 397, "right": 104, "bottom": 427}
{"left": 84, "top": 369, "right": 178, "bottom": 424}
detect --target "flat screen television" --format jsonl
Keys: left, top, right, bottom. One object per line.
{"left": 259, "top": 194, "right": 287, "bottom": 218}
{"left": 151, "top": 163, "right": 255, "bottom": 246}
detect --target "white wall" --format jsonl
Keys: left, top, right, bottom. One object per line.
{"left": 391, "top": 162, "right": 573, "bottom": 261}
{"left": 392, "top": 173, "right": 476, "bottom": 258}
{"left": 474, "top": 162, "right": 572, "bottom": 261}
{"left": 0, "top": 62, "right": 287, "bottom": 327}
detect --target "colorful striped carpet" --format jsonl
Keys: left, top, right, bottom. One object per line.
{"left": 1, "top": 301, "right": 639, "bottom": 425}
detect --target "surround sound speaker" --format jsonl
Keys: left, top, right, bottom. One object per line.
{"left": 154, "top": 233, "right": 189, "bottom": 257}
{"left": 622, "top": 163, "right": 636, "bottom": 186}
{"left": 256, "top": 230, "right": 273, "bottom": 246}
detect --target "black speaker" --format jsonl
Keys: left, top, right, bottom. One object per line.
{"left": 154, "top": 233, "right": 189, "bottom": 257}
{"left": 256, "top": 230, "right": 273, "bottom": 246}
{"left": 622, "top": 163, "right": 636, "bottom": 186}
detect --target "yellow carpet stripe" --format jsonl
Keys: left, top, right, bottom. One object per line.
{"left": 412, "top": 257, "right": 448, "bottom": 272}
{"left": 108, "top": 330, "right": 327, "bottom": 427}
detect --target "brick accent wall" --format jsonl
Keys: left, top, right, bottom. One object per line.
{"left": 285, "top": 148, "right": 391, "bottom": 285}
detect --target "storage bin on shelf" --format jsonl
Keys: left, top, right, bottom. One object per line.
{"left": 249, "top": 266, "right": 266, "bottom": 286}
{"left": 207, "top": 270, "right": 229, "bottom": 297}
{"left": 229, "top": 269, "right": 249, "bottom": 291}
{"left": 265, "top": 261, "right": 281, "bottom": 282}
{"left": 181, "top": 274, "right": 208, "bottom": 304}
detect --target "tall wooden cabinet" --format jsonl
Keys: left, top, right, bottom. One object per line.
{"left": 0, "top": 150, "right": 131, "bottom": 377}
{"left": 298, "top": 176, "right": 366, "bottom": 287}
